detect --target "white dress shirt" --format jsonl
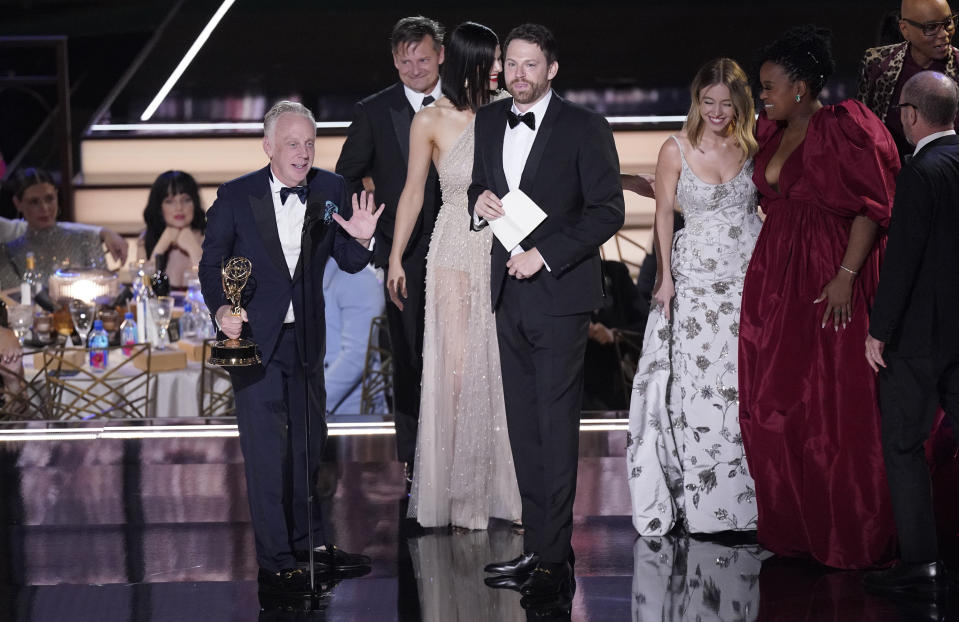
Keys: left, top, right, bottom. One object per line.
{"left": 269, "top": 170, "right": 307, "bottom": 323}
{"left": 913, "top": 129, "right": 957, "bottom": 156}
{"left": 503, "top": 90, "right": 552, "bottom": 192}
{"left": 502, "top": 90, "right": 553, "bottom": 267}
{"left": 403, "top": 80, "right": 443, "bottom": 111}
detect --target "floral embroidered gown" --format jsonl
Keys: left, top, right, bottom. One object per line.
{"left": 627, "top": 136, "right": 762, "bottom": 535}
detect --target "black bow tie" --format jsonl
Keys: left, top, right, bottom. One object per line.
{"left": 421, "top": 95, "right": 435, "bottom": 108}
{"left": 279, "top": 185, "right": 309, "bottom": 204}
{"left": 507, "top": 110, "right": 536, "bottom": 130}
{"left": 903, "top": 154, "right": 914, "bottom": 164}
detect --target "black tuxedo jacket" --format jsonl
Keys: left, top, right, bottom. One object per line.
{"left": 869, "top": 134, "right": 959, "bottom": 359}
{"left": 199, "top": 165, "right": 373, "bottom": 389}
{"left": 467, "top": 93, "right": 625, "bottom": 314}
{"left": 335, "top": 82, "right": 442, "bottom": 268}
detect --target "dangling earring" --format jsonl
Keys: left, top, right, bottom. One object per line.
{"left": 795, "top": 94, "right": 801, "bottom": 103}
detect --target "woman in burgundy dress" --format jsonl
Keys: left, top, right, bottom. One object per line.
{"left": 739, "top": 25, "right": 900, "bottom": 569}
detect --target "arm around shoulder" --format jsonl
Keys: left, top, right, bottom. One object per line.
{"left": 536, "top": 112, "right": 625, "bottom": 273}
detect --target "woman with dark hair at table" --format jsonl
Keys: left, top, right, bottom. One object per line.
{"left": 137, "top": 170, "right": 206, "bottom": 287}
{"left": 739, "top": 25, "right": 899, "bottom": 568}
{"left": 0, "top": 168, "right": 113, "bottom": 289}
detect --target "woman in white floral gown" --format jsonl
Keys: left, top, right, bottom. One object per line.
{"left": 627, "top": 58, "right": 762, "bottom": 535}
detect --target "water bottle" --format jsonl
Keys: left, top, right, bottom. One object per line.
{"left": 194, "top": 301, "right": 213, "bottom": 339}
{"left": 120, "top": 311, "right": 138, "bottom": 356}
{"left": 89, "top": 319, "right": 109, "bottom": 371}
{"left": 180, "top": 302, "right": 197, "bottom": 339}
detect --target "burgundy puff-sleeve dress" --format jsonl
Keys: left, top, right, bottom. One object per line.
{"left": 739, "top": 100, "right": 900, "bottom": 569}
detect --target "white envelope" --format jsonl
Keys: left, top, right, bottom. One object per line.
{"left": 489, "top": 189, "right": 547, "bottom": 251}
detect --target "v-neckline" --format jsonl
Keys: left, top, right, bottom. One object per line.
{"left": 764, "top": 128, "right": 804, "bottom": 196}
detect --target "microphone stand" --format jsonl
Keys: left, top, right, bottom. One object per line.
{"left": 298, "top": 207, "right": 320, "bottom": 601}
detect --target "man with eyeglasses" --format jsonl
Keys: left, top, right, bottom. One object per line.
{"left": 863, "top": 70, "right": 959, "bottom": 596}
{"left": 858, "top": 0, "right": 959, "bottom": 158}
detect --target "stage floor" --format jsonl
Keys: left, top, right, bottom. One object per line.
{"left": 0, "top": 428, "right": 952, "bottom": 621}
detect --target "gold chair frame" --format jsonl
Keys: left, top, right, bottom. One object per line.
{"left": 0, "top": 348, "right": 54, "bottom": 420}
{"left": 200, "top": 339, "right": 235, "bottom": 418}
{"left": 359, "top": 314, "right": 392, "bottom": 415}
{"left": 43, "top": 344, "right": 153, "bottom": 420}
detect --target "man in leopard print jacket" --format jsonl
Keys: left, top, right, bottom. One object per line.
{"left": 858, "top": 0, "right": 959, "bottom": 158}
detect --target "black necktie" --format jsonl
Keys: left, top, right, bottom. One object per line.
{"left": 507, "top": 110, "right": 535, "bottom": 130}
{"left": 421, "top": 95, "right": 435, "bottom": 109}
{"left": 903, "top": 154, "right": 913, "bottom": 164}
{"left": 279, "top": 185, "right": 309, "bottom": 204}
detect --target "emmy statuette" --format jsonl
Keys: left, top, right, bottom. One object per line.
{"left": 208, "top": 257, "right": 262, "bottom": 366}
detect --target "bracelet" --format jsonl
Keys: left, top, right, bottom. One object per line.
{"left": 839, "top": 264, "right": 858, "bottom": 276}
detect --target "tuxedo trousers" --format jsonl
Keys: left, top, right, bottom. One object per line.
{"left": 878, "top": 352, "right": 959, "bottom": 562}
{"left": 386, "top": 242, "right": 428, "bottom": 464}
{"left": 495, "top": 276, "right": 589, "bottom": 564}
{"left": 233, "top": 325, "right": 328, "bottom": 571}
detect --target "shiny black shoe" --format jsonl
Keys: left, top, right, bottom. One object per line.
{"left": 484, "top": 574, "right": 526, "bottom": 592}
{"left": 257, "top": 567, "right": 314, "bottom": 596}
{"left": 520, "top": 591, "right": 574, "bottom": 620}
{"left": 294, "top": 544, "right": 371, "bottom": 571}
{"left": 520, "top": 562, "right": 573, "bottom": 597}
{"left": 862, "top": 561, "right": 949, "bottom": 594}
{"left": 258, "top": 569, "right": 340, "bottom": 612}
{"left": 484, "top": 552, "right": 540, "bottom": 576}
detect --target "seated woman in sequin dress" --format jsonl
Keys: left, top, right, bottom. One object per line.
{"left": 136, "top": 170, "right": 206, "bottom": 288}
{"left": 0, "top": 168, "right": 109, "bottom": 290}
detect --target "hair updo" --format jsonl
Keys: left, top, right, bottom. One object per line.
{"left": 754, "top": 25, "right": 835, "bottom": 96}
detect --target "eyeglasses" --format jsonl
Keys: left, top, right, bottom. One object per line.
{"left": 901, "top": 13, "right": 959, "bottom": 37}
{"left": 892, "top": 102, "right": 918, "bottom": 112}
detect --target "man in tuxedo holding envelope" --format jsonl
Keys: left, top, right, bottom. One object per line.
{"left": 468, "top": 23, "right": 625, "bottom": 598}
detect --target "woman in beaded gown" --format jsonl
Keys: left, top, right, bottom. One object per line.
{"left": 388, "top": 22, "right": 521, "bottom": 530}
{"left": 627, "top": 59, "right": 762, "bottom": 536}
{"left": 0, "top": 168, "right": 115, "bottom": 289}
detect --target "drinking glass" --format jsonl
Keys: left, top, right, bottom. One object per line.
{"left": 8, "top": 305, "right": 33, "bottom": 346}
{"left": 151, "top": 296, "right": 175, "bottom": 350}
{"left": 68, "top": 299, "right": 95, "bottom": 345}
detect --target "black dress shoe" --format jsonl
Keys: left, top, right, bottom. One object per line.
{"left": 520, "top": 562, "right": 573, "bottom": 597}
{"left": 520, "top": 591, "right": 573, "bottom": 620}
{"left": 257, "top": 567, "right": 313, "bottom": 596}
{"left": 294, "top": 544, "right": 371, "bottom": 570}
{"left": 862, "top": 561, "right": 948, "bottom": 594}
{"left": 484, "top": 574, "right": 526, "bottom": 592}
{"left": 484, "top": 552, "right": 540, "bottom": 576}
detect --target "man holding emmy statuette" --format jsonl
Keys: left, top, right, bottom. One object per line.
{"left": 199, "top": 101, "right": 382, "bottom": 598}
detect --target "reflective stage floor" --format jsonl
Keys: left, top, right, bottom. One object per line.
{"left": 0, "top": 425, "right": 954, "bottom": 621}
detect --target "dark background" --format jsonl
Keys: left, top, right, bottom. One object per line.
{"left": 0, "top": 0, "right": 904, "bottom": 178}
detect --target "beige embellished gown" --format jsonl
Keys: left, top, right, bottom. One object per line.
{"left": 408, "top": 116, "right": 522, "bottom": 529}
